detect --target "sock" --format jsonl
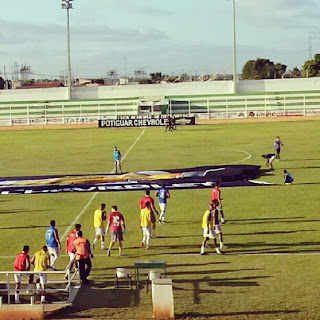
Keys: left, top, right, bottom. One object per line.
{"left": 41, "top": 295, "right": 45, "bottom": 302}
{"left": 119, "top": 247, "right": 122, "bottom": 255}
{"left": 92, "top": 238, "right": 97, "bottom": 245}
{"left": 146, "top": 236, "right": 150, "bottom": 247}
{"left": 101, "top": 241, "right": 105, "bottom": 248}
{"left": 200, "top": 246, "right": 205, "bottom": 254}
{"left": 36, "top": 283, "right": 41, "bottom": 290}
{"left": 15, "top": 292, "right": 19, "bottom": 301}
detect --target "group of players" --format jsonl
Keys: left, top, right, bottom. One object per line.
{"left": 261, "top": 136, "right": 294, "bottom": 184}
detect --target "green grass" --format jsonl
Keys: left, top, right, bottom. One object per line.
{"left": 0, "top": 120, "right": 320, "bottom": 319}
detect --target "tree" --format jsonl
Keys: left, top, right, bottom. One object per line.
{"left": 0, "top": 77, "right": 4, "bottom": 89}
{"left": 242, "top": 58, "right": 286, "bottom": 79}
{"left": 301, "top": 53, "right": 320, "bottom": 77}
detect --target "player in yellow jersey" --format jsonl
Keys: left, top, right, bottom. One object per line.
{"left": 200, "top": 204, "right": 221, "bottom": 255}
{"left": 92, "top": 203, "right": 106, "bottom": 250}
{"left": 140, "top": 201, "right": 152, "bottom": 250}
{"left": 31, "top": 245, "right": 50, "bottom": 304}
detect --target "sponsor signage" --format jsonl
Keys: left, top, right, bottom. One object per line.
{"left": 0, "top": 164, "right": 262, "bottom": 195}
{"left": 66, "top": 117, "right": 99, "bottom": 124}
{"left": 99, "top": 115, "right": 195, "bottom": 128}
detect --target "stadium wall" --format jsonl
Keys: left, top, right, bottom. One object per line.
{"left": 0, "top": 78, "right": 319, "bottom": 102}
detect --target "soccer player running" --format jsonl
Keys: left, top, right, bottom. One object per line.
{"left": 200, "top": 204, "right": 221, "bottom": 255}
{"left": 13, "top": 245, "right": 34, "bottom": 304}
{"left": 113, "top": 146, "right": 122, "bottom": 173}
{"left": 92, "top": 203, "right": 106, "bottom": 250}
{"left": 261, "top": 152, "right": 276, "bottom": 170}
{"left": 283, "top": 170, "right": 294, "bottom": 185}
{"left": 155, "top": 185, "right": 170, "bottom": 223}
{"left": 274, "top": 136, "right": 284, "bottom": 160}
{"left": 65, "top": 223, "right": 81, "bottom": 279}
{"left": 140, "top": 201, "right": 152, "bottom": 250}
{"left": 45, "top": 220, "right": 61, "bottom": 270}
{"left": 73, "top": 231, "right": 93, "bottom": 286}
{"left": 210, "top": 183, "right": 226, "bottom": 224}
{"left": 140, "top": 190, "right": 158, "bottom": 236}
{"left": 106, "top": 205, "right": 126, "bottom": 256}
{"left": 31, "top": 245, "right": 50, "bottom": 304}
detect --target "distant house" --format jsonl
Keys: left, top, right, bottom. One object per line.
{"left": 17, "top": 81, "right": 64, "bottom": 89}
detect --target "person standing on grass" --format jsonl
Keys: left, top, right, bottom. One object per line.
{"left": 13, "top": 245, "right": 34, "bottom": 304}
{"left": 156, "top": 185, "right": 170, "bottom": 223}
{"left": 140, "top": 190, "right": 158, "bottom": 236}
{"left": 31, "top": 245, "right": 50, "bottom": 304}
{"left": 92, "top": 203, "right": 106, "bottom": 250}
{"left": 283, "top": 170, "right": 294, "bottom": 185}
{"left": 262, "top": 153, "right": 276, "bottom": 170}
{"left": 73, "top": 231, "right": 93, "bottom": 286}
{"left": 200, "top": 204, "right": 221, "bottom": 255}
{"left": 210, "top": 183, "right": 226, "bottom": 224}
{"left": 212, "top": 199, "right": 227, "bottom": 250}
{"left": 113, "top": 146, "right": 122, "bottom": 173}
{"left": 274, "top": 136, "right": 284, "bottom": 160}
{"left": 140, "top": 201, "right": 152, "bottom": 250}
{"left": 65, "top": 223, "right": 81, "bottom": 279}
{"left": 106, "top": 205, "right": 126, "bottom": 257}
{"left": 45, "top": 220, "right": 61, "bottom": 271}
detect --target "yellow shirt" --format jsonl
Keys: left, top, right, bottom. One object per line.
{"left": 140, "top": 208, "right": 151, "bottom": 227}
{"left": 94, "top": 209, "right": 105, "bottom": 228}
{"left": 33, "top": 250, "right": 49, "bottom": 271}
{"left": 202, "top": 210, "right": 213, "bottom": 228}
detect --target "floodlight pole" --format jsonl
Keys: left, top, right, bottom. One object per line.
{"left": 232, "top": 0, "right": 237, "bottom": 94}
{"left": 62, "top": 0, "right": 73, "bottom": 100}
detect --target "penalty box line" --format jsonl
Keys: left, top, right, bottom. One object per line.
{"left": 60, "top": 128, "right": 146, "bottom": 241}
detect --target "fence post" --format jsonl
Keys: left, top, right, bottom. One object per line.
{"left": 80, "top": 103, "right": 82, "bottom": 118}
{"left": 188, "top": 100, "right": 191, "bottom": 117}
{"left": 207, "top": 99, "right": 209, "bottom": 119}
{"left": 44, "top": 104, "right": 47, "bottom": 125}
{"left": 6, "top": 273, "right": 10, "bottom": 304}
{"left": 115, "top": 102, "right": 117, "bottom": 117}
{"left": 27, "top": 105, "right": 30, "bottom": 125}
{"left": 170, "top": 100, "right": 172, "bottom": 116}
{"left": 283, "top": 96, "right": 286, "bottom": 116}
{"left": 245, "top": 98, "right": 247, "bottom": 117}
{"left": 62, "top": 103, "right": 65, "bottom": 124}
{"left": 303, "top": 95, "right": 306, "bottom": 115}
{"left": 226, "top": 99, "right": 228, "bottom": 118}
{"left": 10, "top": 105, "right": 12, "bottom": 126}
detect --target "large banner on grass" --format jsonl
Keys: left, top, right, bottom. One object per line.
{"left": 0, "top": 165, "right": 273, "bottom": 195}
{"left": 99, "top": 115, "right": 195, "bottom": 128}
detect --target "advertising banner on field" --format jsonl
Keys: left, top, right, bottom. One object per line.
{"left": 99, "top": 115, "right": 195, "bottom": 128}
{"left": 0, "top": 164, "right": 272, "bottom": 195}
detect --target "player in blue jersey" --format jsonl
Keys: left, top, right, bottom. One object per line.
{"left": 113, "top": 146, "right": 122, "bottom": 173}
{"left": 212, "top": 199, "right": 227, "bottom": 249}
{"left": 274, "top": 136, "right": 284, "bottom": 160}
{"left": 155, "top": 185, "right": 170, "bottom": 223}
{"left": 45, "top": 220, "right": 61, "bottom": 271}
{"left": 283, "top": 170, "right": 294, "bottom": 185}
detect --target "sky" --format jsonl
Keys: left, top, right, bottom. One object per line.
{"left": 0, "top": 0, "right": 319, "bottom": 79}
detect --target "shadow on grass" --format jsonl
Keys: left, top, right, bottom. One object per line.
{"left": 230, "top": 216, "right": 320, "bottom": 225}
{"left": 0, "top": 209, "right": 53, "bottom": 215}
{"left": 228, "top": 229, "right": 316, "bottom": 236}
{"left": 0, "top": 224, "right": 69, "bottom": 230}
{"left": 175, "top": 309, "right": 300, "bottom": 318}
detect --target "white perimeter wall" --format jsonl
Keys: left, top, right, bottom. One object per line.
{"left": 0, "top": 77, "right": 319, "bottom": 102}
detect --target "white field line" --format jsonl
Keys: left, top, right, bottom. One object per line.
{"left": 60, "top": 128, "right": 145, "bottom": 241}
{"left": 220, "top": 149, "right": 252, "bottom": 165}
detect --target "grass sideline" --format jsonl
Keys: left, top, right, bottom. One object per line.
{"left": 0, "top": 120, "right": 319, "bottom": 319}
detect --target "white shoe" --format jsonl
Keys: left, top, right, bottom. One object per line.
{"left": 15, "top": 299, "right": 21, "bottom": 304}
{"left": 215, "top": 248, "right": 222, "bottom": 255}
{"left": 101, "top": 246, "right": 105, "bottom": 250}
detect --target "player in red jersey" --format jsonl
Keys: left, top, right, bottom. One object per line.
{"left": 210, "top": 183, "right": 226, "bottom": 223}
{"left": 64, "top": 223, "right": 81, "bottom": 279}
{"left": 106, "top": 206, "right": 126, "bottom": 256}
{"left": 140, "top": 190, "right": 158, "bottom": 236}
{"left": 13, "top": 245, "right": 34, "bottom": 304}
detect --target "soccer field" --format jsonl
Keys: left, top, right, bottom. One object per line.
{"left": 0, "top": 119, "right": 320, "bottom": 319}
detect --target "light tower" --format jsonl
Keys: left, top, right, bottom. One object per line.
{"left": 61, "top": 0, "right": 73, "bottom": 100}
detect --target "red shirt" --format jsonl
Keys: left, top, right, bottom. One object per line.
{"left": 107, "top": 211, "right": 124, "bottom": 231}
{"left": 140, "top": 196, "right": 154, "bottom": 209}
{"left": 66, "top": 230, "right": 77, "bottom": 253}
{"left": 14, "top": 252, "right": 28, "bottom": 271}
{"left": 210, "top": 187, "right": 220, "bottom": 201}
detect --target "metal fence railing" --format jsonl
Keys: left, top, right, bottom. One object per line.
{"left": 0, "top": 270, "right": 80, "bottom": 304}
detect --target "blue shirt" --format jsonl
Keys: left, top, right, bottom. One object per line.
{"left": 284, "top": 172, "right": 293, "bottom": 183}
{"left": 157, "top": 188, "right": 168, "bottom": 203}
{"left": 113, "top": 150, "right": 120, "bottom": 160}
{"left": 46, "top": 226, "right": 58, "bottom": 247}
